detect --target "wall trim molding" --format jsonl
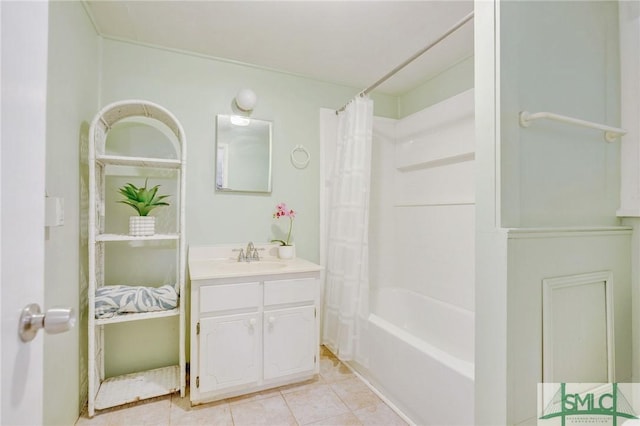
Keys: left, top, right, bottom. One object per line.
{"left": 542, "top": 270, "right": 615, "bottom": 383}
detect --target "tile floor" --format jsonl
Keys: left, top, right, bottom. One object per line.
{"left": 76, "top": 346, "right": 409, "bottom": 426}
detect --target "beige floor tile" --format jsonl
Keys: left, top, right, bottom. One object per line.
{"left": 230, "top": 394, "right": 297, "bottom": 426}
{"left": 283, "top": 383, "right": 349, "bottom": 425}
{"left": 169, "top": 393, "right": 232, "bottom": 426}
{"left": 112, "top": 397, "right": 172, "bottom": 426}
{"left": 76, "top": 396, "right": 172, "bottom": 426}
{"left": 76, "top": 349, "right": 409, "bottom": 426}
{"left": 279, "top": 375, "right": 325, "bottom": 395}
{"left": 352, "top": 402, "right": 408, "bottom": 426}
{"left": 226, "top": 387, "right": 281, "bottom": 405}
{"left": 320, "top": 346, "right": 336, "bottom": 358}
{"left": 329, "top": 377, "right": 381, "bottom": 411}
{"left": 319, "top": 355, "right": 354, "bottom": 383}
{"left": 305, "top": 412, "right": 363, "bottom": 426}
{"left": 75, "top": 411, "right": 116, "bottom": 426}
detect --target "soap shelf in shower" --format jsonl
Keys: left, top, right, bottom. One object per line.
{"left": 396, "top": 151, "right": 474, "bottom": 172}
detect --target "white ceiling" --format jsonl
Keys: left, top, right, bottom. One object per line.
{"left": 84, "top": 1, "right": 474, "bottom": 96}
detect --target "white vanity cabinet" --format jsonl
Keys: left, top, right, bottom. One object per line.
{"left": 189, "top": 256, "right": 321, "bottom": 406}
{"left": 197, "top": 281, "right": 261, "bottom": 394}
{"left": 199, "top": 312, "right": 261, "bottom": 393}
{"left": 263, "top": 279, "right": 318, "bottom": 380}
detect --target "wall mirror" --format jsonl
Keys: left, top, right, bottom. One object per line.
{"left": 215, "top": 115, "right": 272, "bottom": 193}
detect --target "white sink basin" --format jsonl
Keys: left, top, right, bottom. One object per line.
{"left": 210, "top": 261, "right": 288, "bottom": 274}
{"left": 188, "top": 248, "right": 322, "bottom": 280}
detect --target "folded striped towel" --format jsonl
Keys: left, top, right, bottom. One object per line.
{"left": 95, "top": 284, "right": 178, "bottom": 319}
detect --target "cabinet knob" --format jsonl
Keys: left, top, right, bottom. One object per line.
{"left": 268, "top": 316, "right": 275, "bottom": 324}
{"left": 249, "top": 318, "right": 256, "bottom": 327}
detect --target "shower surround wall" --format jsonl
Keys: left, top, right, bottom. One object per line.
{"left": 321, "top": 88, "right": 475, "bottom": 425}
{"left": 370, "top": 89, "right": 475, "bottom": 311}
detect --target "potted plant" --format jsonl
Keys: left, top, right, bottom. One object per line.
{"left": 271, "top": 202, "right": 296, "bottom": 259}
{"left": 118, "top": 178, "right": 170, "bottom": 236}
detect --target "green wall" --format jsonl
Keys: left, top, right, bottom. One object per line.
{"left": 499, "top": 0, "right": 621, "bottom": 227}
{"left": 44, "top": 2, "right": 99, "bottom": 425}
{"left": 474, "top": 2, "right": 624, "bottom": 423}
{"left": 99, "top": 38, "right": 397, "bottom": 264}
{"left": 398, "top": 55, "right": 474, "bottom": 118}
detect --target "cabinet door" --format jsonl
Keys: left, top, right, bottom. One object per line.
{"left": 263, "top": 306, "right": 316, "bottom": 380}
{"left": 199, "top": 313, "right": 260, "bottom": 393}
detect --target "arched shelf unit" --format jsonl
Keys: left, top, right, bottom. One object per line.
{"left": 87, "top": 100, "right": 186, "bottom": 416}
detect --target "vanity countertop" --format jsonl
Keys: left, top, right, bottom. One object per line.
{"left": 189, "top": 257, "right": 322, "bottom": 280}
{"left": 188, "top": 244, "right": 322, "bottom": 280}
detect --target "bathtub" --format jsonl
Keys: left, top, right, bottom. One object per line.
{"left": 354, "top": 287, "right": 474, "bottom": 425}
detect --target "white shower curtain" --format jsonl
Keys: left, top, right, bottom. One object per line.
{"left": 322, "top": 96, "right": 373, "bottom": 362}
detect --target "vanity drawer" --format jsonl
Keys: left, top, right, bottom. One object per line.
{"left": 264, "top": 278, "right": 318, "bottom": 306}
{"left": 200, "top": 282, "right": 260, "bottom": 313}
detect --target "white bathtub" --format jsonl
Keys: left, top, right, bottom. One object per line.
{"left": 356, "top": 287, "right": 475, "bottom": 425}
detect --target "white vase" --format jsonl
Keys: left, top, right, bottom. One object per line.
{"left": 129, "top": 216, "right": 155, "bottom": 236}
{"left": 277, "top": 245, "right": 295, "bottom": 259}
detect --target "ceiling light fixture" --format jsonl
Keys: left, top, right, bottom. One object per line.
{"left": 234, "top": 89, "right": 257, "bottom": 112}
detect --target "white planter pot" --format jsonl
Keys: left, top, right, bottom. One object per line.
{"left": 277, "top": 245, "right": 295, "bottom": 259}
{"left": 129, "top": 216, "right": 155, "bottom": 236}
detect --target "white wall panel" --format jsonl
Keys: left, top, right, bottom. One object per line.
{"left": 370, "top": 118, "right": 396, "bottom": 292}
{"left": 369, "top": 89, "right": 476, "bottom": 313}
{"left": 395, "top": 205, "right": 475, "bottom": 311}
{"left": 542, "top": 272, "right": 612, "bottom": 383}
{"left": 507, "top": 229, "right": 631, "bottom": 424}
{"left": 395, "top": 89, "right": 474, "bottom": 171}
{"left": 395, "top": 160, "right": 474, "bottom": 206}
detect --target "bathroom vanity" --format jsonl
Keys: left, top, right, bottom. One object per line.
{"left": 188, "top": 245, "right": 322, "bottom": 405}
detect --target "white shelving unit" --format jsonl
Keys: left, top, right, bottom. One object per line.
{"left": 87, "top": 100, "right": 187, "bottom": 416}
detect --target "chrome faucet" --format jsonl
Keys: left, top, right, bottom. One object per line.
{"left": 246, "top": 241, "right": 255, "bottom": 256}
{"left": 239, "top": 241, "right": 261, "bottom": 262}
{"left": 236, "top": 248, "right": 246, "bottom": 262}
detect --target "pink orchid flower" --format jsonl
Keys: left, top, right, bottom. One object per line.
{"left": 272, "top": 203, "right": 295, "bottom": 246}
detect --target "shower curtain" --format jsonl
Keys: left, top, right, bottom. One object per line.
{"left": 322, "top": 96, "right": 373, "bottom": 362}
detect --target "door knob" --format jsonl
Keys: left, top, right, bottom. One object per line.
{"left": 19, "top": 303, "right": 76, "bottom": 342}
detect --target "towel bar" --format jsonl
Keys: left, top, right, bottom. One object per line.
{"left": 519, "top": 111, "right": 626, "bottom": 142}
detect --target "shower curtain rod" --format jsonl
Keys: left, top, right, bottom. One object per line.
{"left": 336, "top": 10, "right": 474, "bottom": 114}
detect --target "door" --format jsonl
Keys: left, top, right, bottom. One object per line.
{"left": 263, "top": 306, "right": 316, "bottom": 380}
{"left": 199, "top": 313, "right": 260, "bottom": 393}
{"left": 1, "top": 1, "right": 49, "bottom": 424}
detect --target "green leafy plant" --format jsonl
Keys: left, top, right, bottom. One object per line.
{"left": 118, "top": 178, "right": 170, "bottom": 216}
